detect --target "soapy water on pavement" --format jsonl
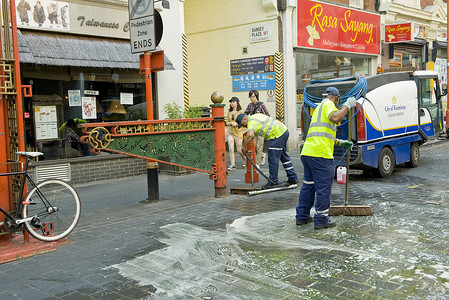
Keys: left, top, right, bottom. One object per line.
{"left": 107, "top": 193, "right": 449, "bottom": 299}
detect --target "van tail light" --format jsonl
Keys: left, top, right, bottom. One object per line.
{"left": 356, "top": 102, "right": 366, "bottom": 142}
{"left": 300, "top": 104, "right": 305, "bottom": 140}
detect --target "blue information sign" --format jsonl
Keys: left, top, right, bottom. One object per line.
{"left": 232, "top": 73, "right": 276, "bottom": 92}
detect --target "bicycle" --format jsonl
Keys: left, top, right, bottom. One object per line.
{"left": 0, "top": 151, "right": 81, "bottom": 242}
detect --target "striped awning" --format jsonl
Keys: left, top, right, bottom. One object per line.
{"left": 17, "top": 29, "right": 174, "bottom": 70}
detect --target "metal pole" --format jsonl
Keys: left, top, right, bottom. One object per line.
{"left": 144, "top": 51, "right": 153, "bottom": 120}
{"left": 10, "top": 0, "right": 25, "bottom": 154}
{"left": 9, "top": 0, "right": 28, "bottom": 243}
{"left": 146, "top": 161, "right": 159, "bottom": 203}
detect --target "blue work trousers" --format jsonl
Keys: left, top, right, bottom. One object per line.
{"left": 295, "top": 155, "right": 335, "bottom": 226}
{"left": 267, "top": 130, "right": 297, "bottom": 184}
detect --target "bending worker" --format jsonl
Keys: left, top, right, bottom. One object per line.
{"left": 295, "top": 87, "right": 355, "bottom": 230}
{"left": 235, "top": 113, "right": 298, "bottom": 190}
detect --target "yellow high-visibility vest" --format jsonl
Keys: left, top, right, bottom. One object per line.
{"left": 248, "top": 114, "right": 286, "bottom": 140}
{"left": 301, "top": 99, "right": 338, "bottom": 159}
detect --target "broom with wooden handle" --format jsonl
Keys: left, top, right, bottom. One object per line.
{"left": 329, "top": 107, "right": 374, "bottom": 216}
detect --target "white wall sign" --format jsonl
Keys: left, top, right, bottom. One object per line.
{"left": 266, "top": 89, "right": 275, "bottom": 103}
{"left": 250, "top": 24, "right": 271, "bottom": 43}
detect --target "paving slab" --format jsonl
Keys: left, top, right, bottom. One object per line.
{"left": 0, "top": 142, "right": 448, "bottom": 299}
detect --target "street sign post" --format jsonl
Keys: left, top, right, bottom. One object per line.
{"left": 128, "top": 0, "right": 155, "bottom": 54}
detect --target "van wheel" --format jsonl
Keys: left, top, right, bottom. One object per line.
{"left": 377, "top": 147, "right": 395, "bottom": 178}
{"left": 405, "top": 142, "right": 419, "bottom": 168}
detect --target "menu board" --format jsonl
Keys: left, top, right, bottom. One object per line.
{"left": 34, "top": 105, "right": 58, "bottom": 140}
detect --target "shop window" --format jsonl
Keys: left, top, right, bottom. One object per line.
{"left": 389, "top": 52, "right": 402, "bottom": 68}
{"left": 24, "top": 77, "right": 145, "bottom": 161}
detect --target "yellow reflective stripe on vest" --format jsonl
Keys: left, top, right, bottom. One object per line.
{"left": 306, "top": 131, "right": 336, "bottom": 141}
{"left": 309, "top": 100, "right": 336, "bottom": 132}
{"left": 301, "top": 99, "right": 338, "bottom": 159}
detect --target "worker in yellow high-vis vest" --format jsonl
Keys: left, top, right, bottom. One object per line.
{"left": 236, "top": 113, "right": 298, "bottom": 190}
{"left": 296, "top": 87, "right": 356, "bottom": 230}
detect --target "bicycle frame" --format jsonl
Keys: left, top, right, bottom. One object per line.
{"left": 0, "top": 156, "right": 41, "bottom": 225}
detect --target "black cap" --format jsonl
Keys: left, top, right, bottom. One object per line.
{"left": 235, "top": 114, "right": 246, "bottom": 128}
{"left": 229, "top": 96, "right": 239, "bottom": 102}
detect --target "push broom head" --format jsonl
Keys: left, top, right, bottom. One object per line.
{"left": 329, "top": 205, "right": 374, "bottom": 216}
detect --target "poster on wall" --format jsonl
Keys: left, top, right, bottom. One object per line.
{"left": 34, "top": 105, "right": 58, "bottom": 140}
{"left": 16, "top": 0, "right": 70, "bottom": 30}
{"left": 82, "top": 96, "right": 96, "bottom": 119}
{"left": 297, "top": 0, "right": 380, "bottom": 55}
{"left": 68, "top": 90, "right": 81, "bottom": 107}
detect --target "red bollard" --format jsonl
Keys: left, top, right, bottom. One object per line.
{"left": 211, "top": 92, "right": 227, "bottom": 198}
{"left": 245, "top": 140, "right": 259, "bottom": 184}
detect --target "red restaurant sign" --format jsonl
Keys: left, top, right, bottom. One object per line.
{"left": 297, "top": 0, "right": 380, "bottom": 55}
{"left": 384, "top": 23, "right": 413, "bottom": 43}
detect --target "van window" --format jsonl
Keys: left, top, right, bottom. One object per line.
{"left": 420, "top": 78, "right": 437, "bottom": 106}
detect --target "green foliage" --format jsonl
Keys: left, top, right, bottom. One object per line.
{"left": 185, "top": 106, "right": 204, "bottom": 118}
{"left": 163, "top": 102, "right": 205, "bottom": 119}
{"left": 163, "top": 102, "right": 184, "bottom": 119}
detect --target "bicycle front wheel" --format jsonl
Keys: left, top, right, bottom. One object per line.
{"left": 23, "top": 179, "right": 81, "bottom": 242}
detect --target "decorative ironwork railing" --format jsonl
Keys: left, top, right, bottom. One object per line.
{"left": 80, "top": 118, "right": 216, "bottom": 173}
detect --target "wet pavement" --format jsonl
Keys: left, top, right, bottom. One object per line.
{"left": 0, "top": 139, "right": 448, "bottom": 299}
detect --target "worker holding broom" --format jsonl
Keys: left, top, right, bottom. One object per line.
{"left": 295, "top": 87, "right": 355, "bottom": 229}
{"left": 235, "top": 113, "right": 298, "bottom": 190}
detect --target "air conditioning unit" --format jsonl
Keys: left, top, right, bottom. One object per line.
{"left": 349, "top": 0, "right": 364, "bottom": 9}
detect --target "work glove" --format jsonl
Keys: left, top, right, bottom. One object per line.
{"left": 337, "top": 139, "right": 353, "bottom": 150}
{"left": 343, "top": 97, "right": 356, "bottom": 109}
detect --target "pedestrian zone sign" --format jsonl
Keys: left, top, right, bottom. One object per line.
{"left": 128, "top": 0, "right": 155, "bottom": 53}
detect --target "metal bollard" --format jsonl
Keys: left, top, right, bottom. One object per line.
{"left": 146, "top": 161, "right": 159, "bottom": 202}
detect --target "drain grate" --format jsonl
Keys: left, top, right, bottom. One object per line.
{"left": 35, "top": 164, "right": 71, "bottom": 182}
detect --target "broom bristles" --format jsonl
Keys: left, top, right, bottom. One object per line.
{"left": 329, "top": 205, "right": 374, "bottom": 216}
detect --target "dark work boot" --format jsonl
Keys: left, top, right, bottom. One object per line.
{"left": 314, "top": 220, "right": 336, "bottom": 230}
{"left": 296, "top": 217, "right": 313, "bottom": 226}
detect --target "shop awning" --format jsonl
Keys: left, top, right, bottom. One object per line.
{"left": 17, "top": 29, "right": 174, "bottom": 70}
